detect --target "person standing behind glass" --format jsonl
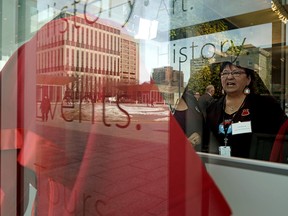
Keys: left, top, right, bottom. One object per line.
{"left": 194, "top": 92, "right": 201, "bottom": 100}
{"left": 173, "top": 87, "right": 204, "bottom": 151}
{"left": 204, "top": 61, "right": 287, "bottom": 160}
{"left": 198, "top": 85, "right": 215, "bottom": 118}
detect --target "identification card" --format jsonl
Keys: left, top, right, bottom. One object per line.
{"left": 232, "top": 121, "right": 252, "bottom": 135}
{"left": 219, "top": 146, "right": 231, "bottom": 157}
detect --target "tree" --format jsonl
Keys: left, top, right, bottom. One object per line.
{"left": 186, "top": 63, "right": 223, "bottom": 98}
{"left": 210, "top": 63, "right": 222, "bottom": 98}
{"left": 170, "top": 20, "right": 229, "bottom": 40}
{"left": 187, "top": 65, "right": 212, "bottom": 95}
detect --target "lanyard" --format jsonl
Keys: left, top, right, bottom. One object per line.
{"left": 222, "top": 96, "right": 247, "bottom": 146}
{"left": 222, "top": 119, "right": 233, "bottom": 146}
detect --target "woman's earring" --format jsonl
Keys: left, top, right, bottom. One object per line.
{"left": 244, "top": 86, "right": 250, "bottom": 95}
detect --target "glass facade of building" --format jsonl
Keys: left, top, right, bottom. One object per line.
{"left": 1, "top": 0, "right": 288, "bottom": 215}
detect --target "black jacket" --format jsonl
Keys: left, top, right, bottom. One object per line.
{"left": 205, "top": 94, "right": 287, "bottom": 160}
{"left": 198, "top": 93, "right": 214, "bottom": 118}
{"left": 173, "top": 91, "right": 204, "bottom": 151}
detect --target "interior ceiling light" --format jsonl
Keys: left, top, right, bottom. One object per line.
{"left": 271, "top": 0, "right": 288, "bottom": 24}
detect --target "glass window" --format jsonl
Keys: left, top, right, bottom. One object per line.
{"left": 2, "top": 0, "right": 288, "bottom": 215}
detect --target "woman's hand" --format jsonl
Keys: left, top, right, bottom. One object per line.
{"left": 188, "top": 132, "right": 201, "bottom": 147}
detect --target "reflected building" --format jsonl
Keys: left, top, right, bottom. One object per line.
{"left": 190, "top": 58, "right": 210, "bottom": 76}
{"left": 36, "top": 13, "right": 139, "bottom": 102}
{"left": 152, "top": 66, "right": 184, "bottom": 87}
{"left": 152, "top": 66, "right": 184, "bottom": 105}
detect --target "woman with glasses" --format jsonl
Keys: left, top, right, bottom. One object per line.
{"left": 204, "top": 61, "right": 287, "bottom": 160}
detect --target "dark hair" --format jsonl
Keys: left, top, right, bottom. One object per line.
{"left": 220, "top": 61, "right": 256, "bottom": 94}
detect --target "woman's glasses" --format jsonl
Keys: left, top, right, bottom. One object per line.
{"left": 220, "top": 70, "right": 246, "bottom": 78}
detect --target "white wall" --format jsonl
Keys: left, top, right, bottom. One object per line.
{"left": 198, "top": 153, "right": 288, "bottom": 216}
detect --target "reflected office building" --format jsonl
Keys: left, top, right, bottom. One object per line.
{"left": 152, "top": 66, "right": 184, "bottom": 105}
{"left": 36, "top": 12, "right": 139, "bottom": 103}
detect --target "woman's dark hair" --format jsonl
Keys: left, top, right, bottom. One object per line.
{"left": 220, "top": 61, "right": 256, "bottom": 94}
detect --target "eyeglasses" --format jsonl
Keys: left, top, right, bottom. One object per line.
{"left": 220, "top": 70, "right": 246, "bottom": 78}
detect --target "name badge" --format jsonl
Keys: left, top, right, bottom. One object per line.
{"left": 219, "top": 146, "right": 231, "bottom": 157}
{"left": 232, "top": 121, "right": 252, "bottom": 135}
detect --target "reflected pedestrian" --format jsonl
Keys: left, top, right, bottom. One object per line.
{"left": 151, "top": 98, "right": 154, "bottom": 107}
{"left": 198, "top": 85, "right": 215, "bottom": 118}
{"left": 194, "top": 92, "right": 201, "bottom": 100}
{"left": 173, "top": 87, "right": 204, "bottom": 151}
{"left": 40, "top": 95, "right": 51, "bottom": 122}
